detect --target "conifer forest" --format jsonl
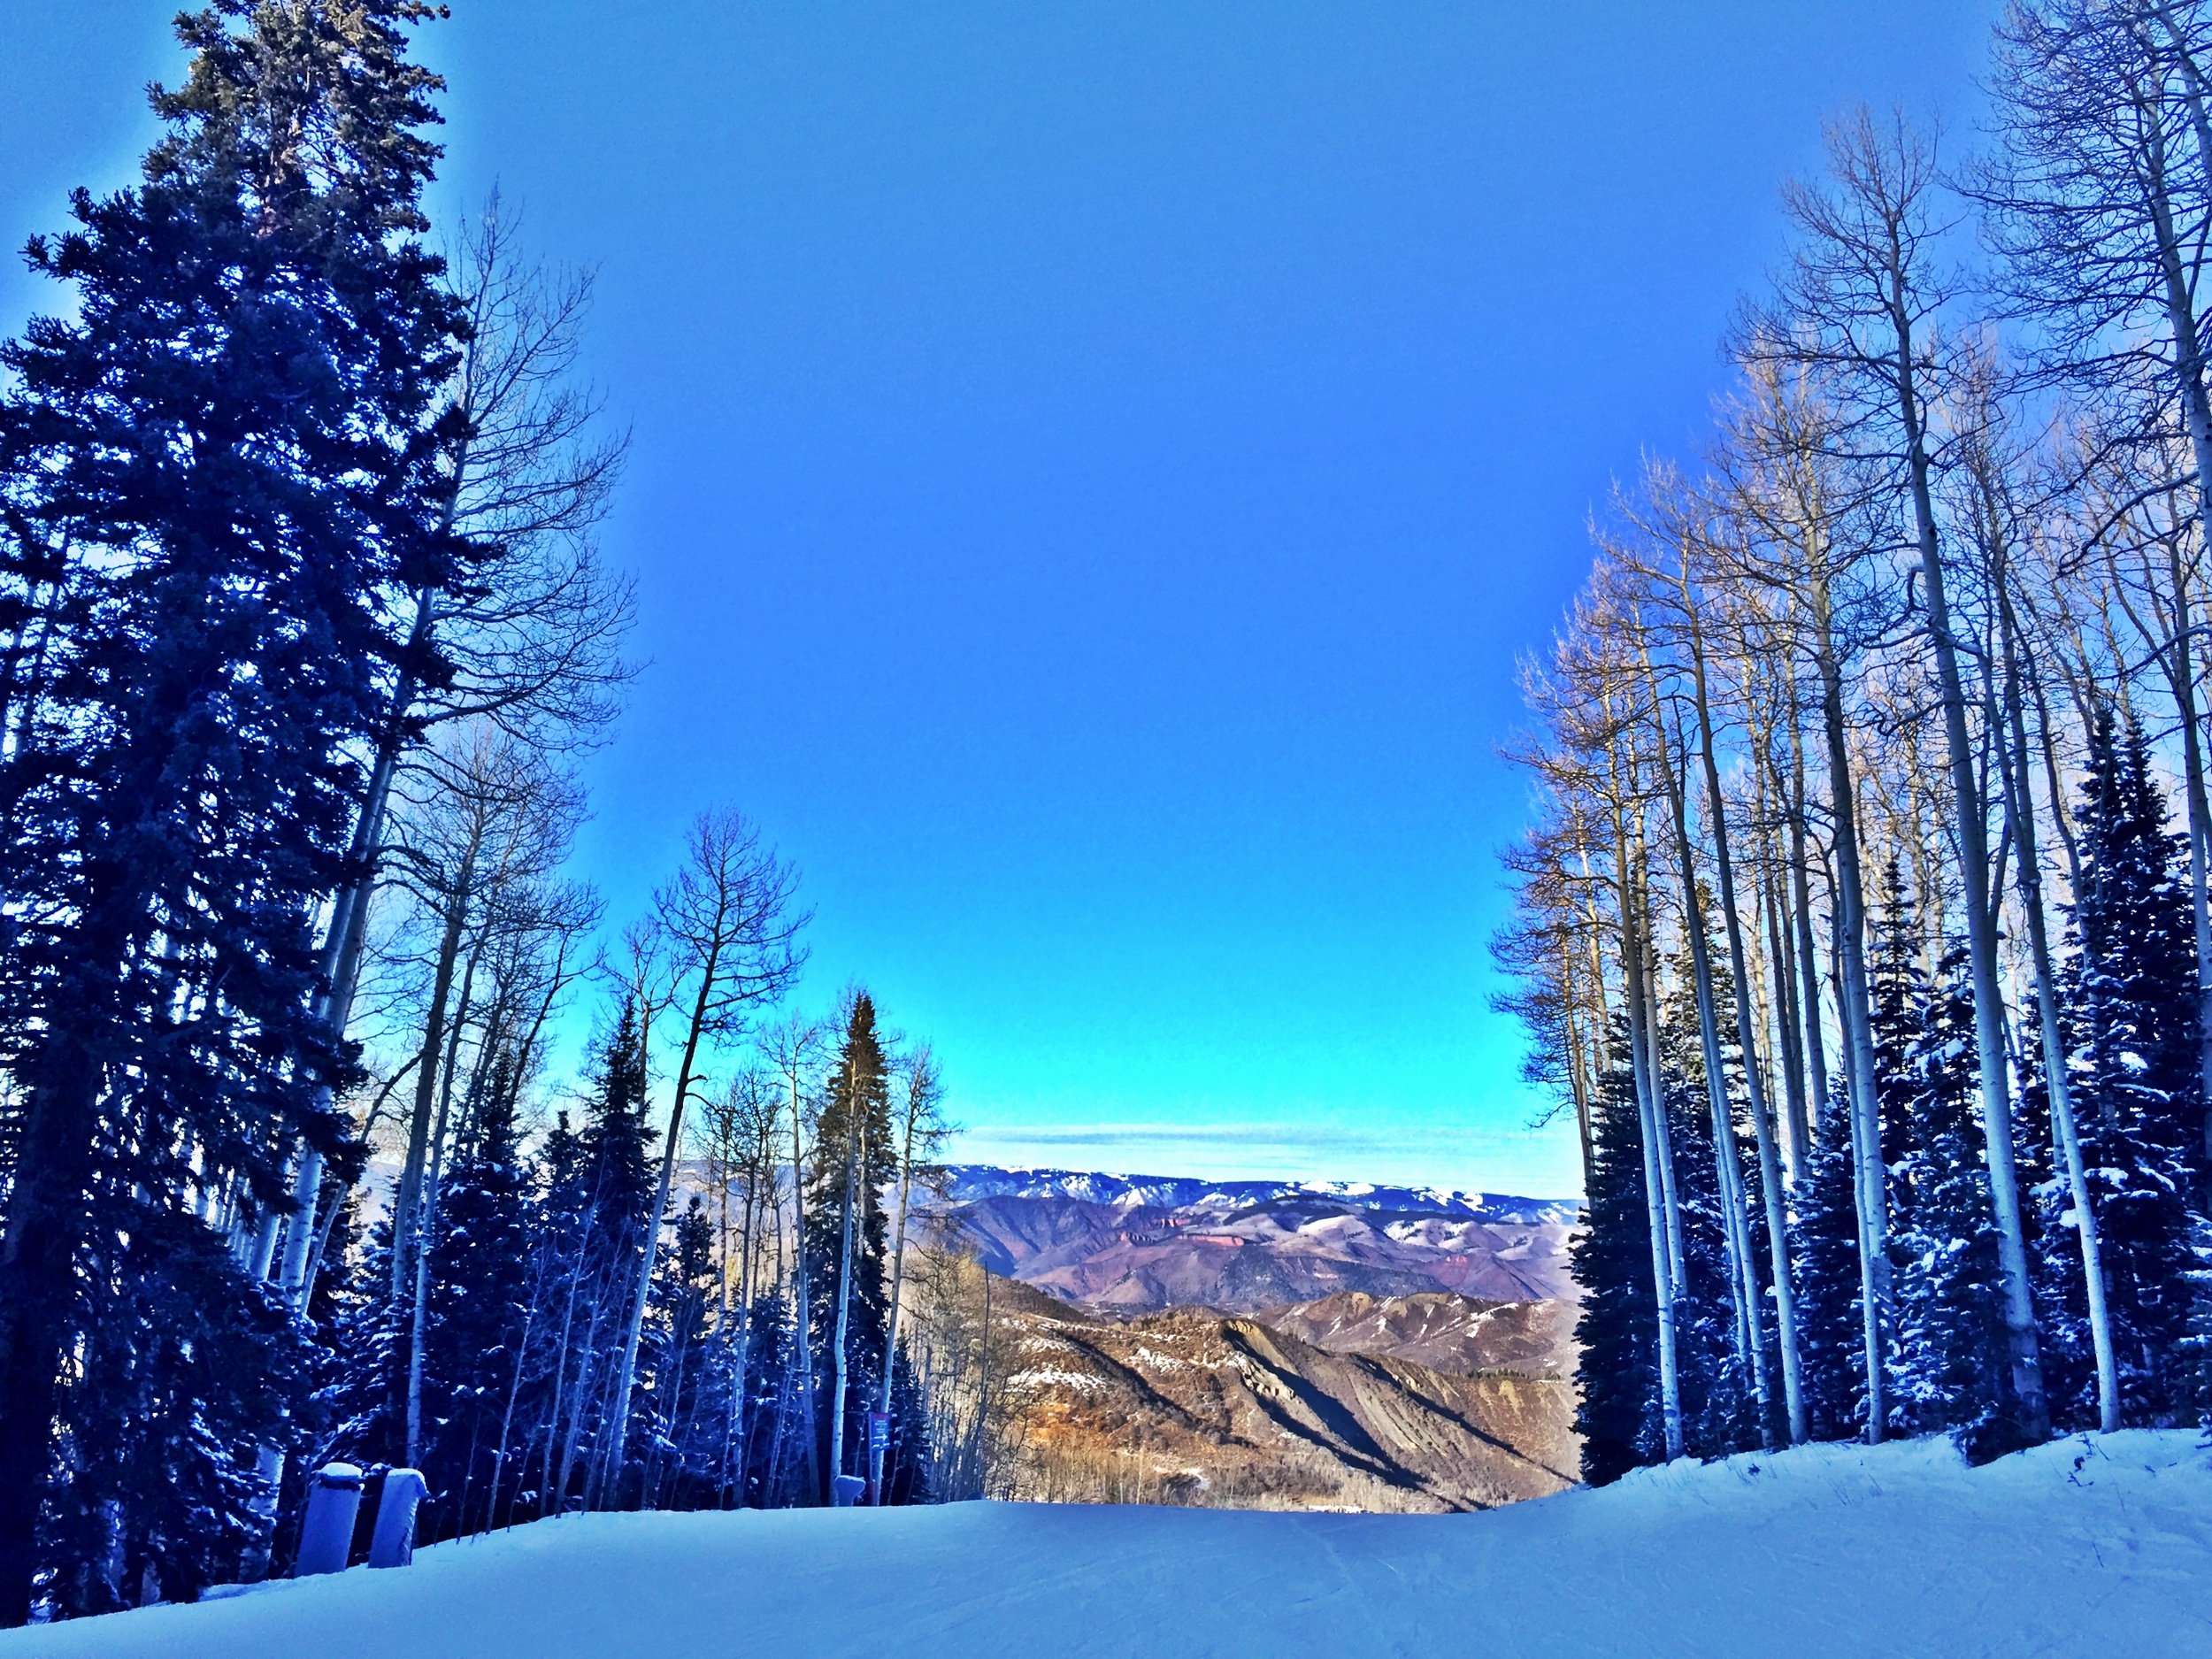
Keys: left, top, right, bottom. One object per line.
{"left": 0, "top": 2, "right": 998, "bottom": 1626}
{"left": 1497, "top": 2, "right": 2212, "bottom": 1485}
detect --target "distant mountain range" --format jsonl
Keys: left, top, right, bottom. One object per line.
{"left": 937, "top": 1165, "right": 1582, "bottom": 1227}
{"left": 921, "top": 1164, "right": 1585, "bottom": 1312}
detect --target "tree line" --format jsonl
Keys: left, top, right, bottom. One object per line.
{"left": 1499, "top": 0, "right": 2212, "bottom": 1483}
{"left": 0, "top": 2, "right": 1012, "bottom": 1624}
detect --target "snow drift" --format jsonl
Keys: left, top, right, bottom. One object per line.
{"left": 9, "top": 1432, "right": 2208, "bottom": 1658}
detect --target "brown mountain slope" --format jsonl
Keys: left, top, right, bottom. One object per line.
{"left": 1000, "top": 1293, "right": 1579, "bottom": 1513}
{"left": 1261, "top": 1290, "right": 1578, "bottom": 1379}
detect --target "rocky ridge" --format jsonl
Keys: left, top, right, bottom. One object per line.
{"left": 999, "top": 1283, "right": 1579, "bottom": 1513}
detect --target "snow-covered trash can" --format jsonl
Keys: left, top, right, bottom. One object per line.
{"left": 296, "top": 1463, "right": 365, "bottom": 1578}
{"left": 368, "top": 1469, "right": 427, "bottom": 1568}
{"left": 831, "top": 1474, "right": 866, "bottom": 1507}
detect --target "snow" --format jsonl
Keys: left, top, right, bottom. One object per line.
{"left": 10, "top": 1432, "right": 2208, "bottom": 1658}
{"left": 937, "top": 1164, "right": 1582, "bottom": 1225}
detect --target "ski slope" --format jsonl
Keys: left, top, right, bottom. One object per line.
{"left": 8, "top": 1432, "right": 2208, "bottom": 1658}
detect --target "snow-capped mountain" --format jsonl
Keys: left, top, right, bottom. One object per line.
{"left": 935, "top": 1164, "right": 1583, "bottom": 1226}
{"left": 921, "top": 1164, "right": 1584, "bottom": 1311}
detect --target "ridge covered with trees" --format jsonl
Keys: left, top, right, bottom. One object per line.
{"left": 1498, "top": 0, "right": 2212, "bottom": 1481}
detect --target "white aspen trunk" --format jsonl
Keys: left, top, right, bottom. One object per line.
{"left": 1683, "top": 603, "right": 1807, "bottom": 1442}
{"left": 1760, "top": 791, "right": 1811, "bottom": 1183}
{"left": 1633, "top": 849, "right": 1692, "bottom": 1294}
{"left": 1886, "top": 281, "right": 2047, "bottom": 1436}
{"left": 722, "top": 1160, "right": 757, "bottom": 1506}
{"left": 1653, "top": 696, "right": 1774, "bottom": 1436}
{"left": 391, "top": 846, "right": 478, "bottom": 1303}
{"left": 405, "top": 946, "right": 478, "bottom": 1465}
{"left": 1786, "top": 708, "right": 1833, "bottom": 1127}
{"left": 1997, "top": 604, "right": 2122, "bottom": 1433}
{"left": 1808, "top": 573, "right": 1891, "bottom": 1438}
{"left": 1617, "top": 821, "right": 1686, "bottom": 1460}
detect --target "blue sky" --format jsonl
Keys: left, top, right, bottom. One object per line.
{"left": 4, "top": 3, "right": 2000, "bottom": 1195}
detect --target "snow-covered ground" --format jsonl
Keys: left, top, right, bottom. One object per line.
{"left": 9, "top": 1432, "right": 2208, "bottom": 1658}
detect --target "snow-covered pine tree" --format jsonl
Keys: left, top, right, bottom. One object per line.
{"left": 0, "top": 1, "right": 464, "bottom": 1621}
{"left": 1655, "top": 956, "right": 1762, "bottom": 1456}
{"left": 2058, "top": 712, "right": 2204, "bottom": 1424}
{"left": 1571, "top": 1026, "right": 1659, "bottom": 1484}
{"left": 1868, "top": 866, "right": 1929, "bottom": 1217}
{"left": 415, "top": 1056, "right": 536, "bottom": 1540}
{"left": 42, "top": 1212, "right": 303, "bottom": 1616}
{"left": 1889, "top": 948, "right": 2013, "bottom": 1453}
{"left": 1792, "top": 1083, "right": 1869, "bottom": 1440}
{"left": 635, "top": 1197, "right": 722, "bottom": 1508}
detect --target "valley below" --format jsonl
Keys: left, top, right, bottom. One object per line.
{"left": 921, "top": 1168, "right": 1585, "bottom": 1512}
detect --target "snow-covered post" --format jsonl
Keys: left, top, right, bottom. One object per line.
{"left": 296, "top": 1464, "right": 365, "bottom": 1578}
{"left": 368, "top": 1469, "right": 428, "bottom": 1569}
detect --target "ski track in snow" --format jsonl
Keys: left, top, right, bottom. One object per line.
{"left": 8, "top": 1432, "right": 2209, "bottom": 1658}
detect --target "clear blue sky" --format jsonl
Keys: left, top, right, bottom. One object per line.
{"left": 4, "top": 3, "right": 2000, "bottom": 1196}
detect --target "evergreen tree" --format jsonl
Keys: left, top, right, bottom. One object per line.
{"left": 416, "top": 1057, "right": 534, "bottom": 1537}
{"left": 0, "top": 2, "right": 463, "bottom": 1620}
{"left": 1791, "top": 1084, "right": 1866, "bottom": 1441}
{"left": 45, "top": 1212, "right": 301, "bottom": 1617}
{"left": 804, "top": 993, "right": 895, "bottom": 1492}
{"left": 538, "top": 1004, "right": 657, "bottom": 1510}
{"left": 1889, "top": 948, "right": 2013, "bottom": 1453}
{"left": 636, "top": 1196, "right": 720, "bottom": 1507}
{"left": 1868, "top": 865, "right": 1929, "bottom": 1206}
{"left": 1656, "top": 953, "right": 1761, "bottom": 1456}
{"left": 1570, "top": 1027, "right": 1658, "bottom": 1485}
{"left": 2058, "top": 712, "right": 2204, "bottom": 1423}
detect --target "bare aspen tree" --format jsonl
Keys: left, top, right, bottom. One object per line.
{"left": 1985, "top": 0, "right": 2212, "bottom": 1157}
{"left": 1715, "top": 354, "right": 1896, "bottom": 1433}
{"left": 1759, "top": 111, "right": 2048, "bottom": 1432}
{"left": 602, "top": 812, "right": 804, "bottom": 1505}
{"left": 263, "top": 199, "right": 632, "bottom": 1313}
{"left": 1647, "top": 476, "right": 1809, "bottom": 1441}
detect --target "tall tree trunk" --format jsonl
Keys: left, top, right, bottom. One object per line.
{"left": 392, "top": 845, "right": 478, "bottom": 1303}
{"left": 1786, "top": 704, "right": 1832, "bottom": 1130}
{"left": 1887, "top": 283, "right": 2048, "bottom": 1437}
{"left": 1997, "top": 600, "right": 2122, "bottom": 1432}
{"left": 2133, "top": 71, "right": 2212, "bottom": 1161}
{"left": 1617, "top": 818, "right": 1685, "bottom": 1459}
{"left": 1808, "top": 574, "right": 1890, "bottom": 1438}
{"left": 1761, "top": 795, "right": 1811, "bottom": 1182}
{"left": 406, "top": 943, "right": 478, "bottom": 1465}
{"left": 1682, "top": 600, "right": 1807, "bottom": 1442}
{"left": 1649, "top": 679, "right": 1774, "bottom": 1438}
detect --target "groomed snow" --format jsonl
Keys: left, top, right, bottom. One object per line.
{"left": 8, "top": 1432, "right": 2208, "bottom": 1658}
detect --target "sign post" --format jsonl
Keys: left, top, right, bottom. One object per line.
{"left": 866, "top": 1411, "right": 891, "bottom": 1505}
